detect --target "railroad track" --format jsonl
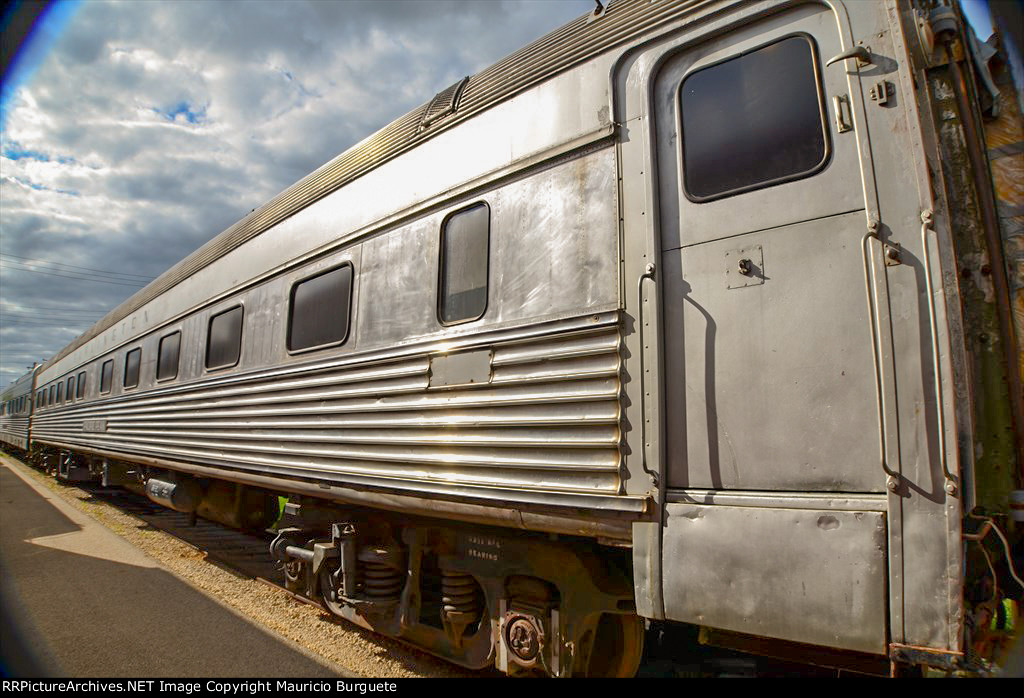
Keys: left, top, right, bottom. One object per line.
{"left": 71, "top": 483, "right": 340, "bottom": 620}
{"left": 82, "top": 486, "right": 281, "bottom": 581}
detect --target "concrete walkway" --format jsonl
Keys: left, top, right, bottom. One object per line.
{"left": 0, "top": 457, "right": 344, "bottom": 678}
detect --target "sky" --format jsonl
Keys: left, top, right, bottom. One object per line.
{"left": 0, "top": 0, "right": 595, "bottom": 389}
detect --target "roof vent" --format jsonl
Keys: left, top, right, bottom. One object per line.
{"left": 419, "top": 76, "right": 470, "bottom": 131}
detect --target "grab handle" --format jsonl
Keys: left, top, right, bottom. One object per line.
{"left": 861, "top": 227, "right": 901, "bottom": 491}
{"left": 637, "top": 263, "right": 657, "bottom": 487}
{"left": 920, "top": 210, "right": 958, "bottom": 496}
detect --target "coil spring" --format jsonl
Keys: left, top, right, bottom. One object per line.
{"left": 441, "top": 571, "right": 483, "bottom": 621}
{"left": 361, "top": 560, "right": 403, "bottom": 600}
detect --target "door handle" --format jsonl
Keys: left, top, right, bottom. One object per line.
{"left": 826, "top": 45, "right": 872, "bottom": 67}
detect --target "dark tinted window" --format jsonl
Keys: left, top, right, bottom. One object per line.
{"left": 157, "top": 332, "right": 181, "bottom": 381}
{"left": 100, "top": 360, "right": 114, "bottom": 394}
{"left": 680, "top": 35, "right": 828, "bottom": 201}
{"left": 439, "top": 203, "right": 489, "bottom": 324}
{"left": 58, "top": 382, "right": 64, "bottom": 403}
{"left": 124, "top": 348, "right": 141, "bottom": 389}
{"left": 66, "top": 376, "right": 74, "bottom": 401}
{"left": 77, "top": 372, "right": 86, "bottom": 399}
{"left": 288, "top": 265, "right": 353, "bottom": 352}
{"left": 206, "top": 306, "right": 243, "bottom": 370}
{"left": 49, "top": 385, "right": 56, "bottom": 405}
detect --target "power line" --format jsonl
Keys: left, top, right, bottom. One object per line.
{"left": 1, "top": 307, "right": 106, "bottom": 317}
{"left": 0, "top": 317, "right": 90, "bottom": 327}
{"left": 0, "top": 307, "right": 106, "bottom": 316}
{"left": 0, "top": 259, "right": 150, "bottom": 285}
{"left": 1, "top": 313, "right": 102, "bottom": 325}
{"left": 0, "top": 263, "right": 148, "bottom": 288}
{"left": 0, "top": 314, "right": 91, "bottom": 325}
{"left": 0, "top": 253, "right": 156, "bottom": 281}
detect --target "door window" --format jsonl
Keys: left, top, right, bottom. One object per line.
{"left": 680, "top": 35, "right": 829, "bottom": 201}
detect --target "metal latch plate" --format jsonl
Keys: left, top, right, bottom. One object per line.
{"left": 726, "top": 245, "right": 765, "bottom": 289}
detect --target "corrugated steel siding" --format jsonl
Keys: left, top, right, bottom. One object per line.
{"left": 0, "top": 416, "right": 30, "bottom": 450}
{"left": 42, "top": 0, "right": 710, "bottom": 372}
{"left": 33, "top": 322, "right": 625, "bottom": 502}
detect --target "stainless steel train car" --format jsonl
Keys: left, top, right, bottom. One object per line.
{"left": 0, "top": 366, "right": 35, "bottom": 452}
{"left": 6, "top": 0, "right": 1022, "bottom": 677}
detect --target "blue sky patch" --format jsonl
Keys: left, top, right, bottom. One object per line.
{"left": 3, "top": 141, "right": 50, "bottom": 162}
{"left": 153, "top": 101, "right": 207, "bottom": 124}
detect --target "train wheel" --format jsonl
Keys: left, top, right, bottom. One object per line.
{"left": 576, "top": 613, "right": 645, "bottom": 678}
{"left": 318, "top": 564, "right": 348, "bottom": 617}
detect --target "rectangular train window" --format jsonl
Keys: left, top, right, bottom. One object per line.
{"left": 157, "top": 331, "right": 181, "bottom": 381}
{"left": 49, "top": 385, "right": 56, "bottom": 405}
{"left": 57, "top": 382, "right": 63, "bottom": 403}
{"left": 100, "top": 359, "right": 114, "bottom": 394}
{"left": 206, "top": 305, "right": 243, "bottom": 370}
{"left": 66, "top": 376, "right": 74, "bottom": 401}
{"left": 36, "top": 391, "right": 42, "bottom": 408}
{"left": 124, "top": 347, "right": 142, "bottom": 389}
{"left": 77, "top": 371, "right": 86, "bottom": 399}
{"left": 679, "top": 35, "right": 828, "bottom": 202}
{"left": 288, "top": 264, "right": 353, "bottom": 352}
{"left": 438, "top": 202, "right": 489, "bottom": 324}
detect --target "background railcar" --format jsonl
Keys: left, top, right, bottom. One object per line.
{"left": 4, "top": 0, "right": 1022, "bottom": 677}
{"left": 0, "top": 367, "right": 35, "bottom": 452}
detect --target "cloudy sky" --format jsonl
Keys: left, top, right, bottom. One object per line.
{"left": 0, "top": 0, "right": 594, "bottom": 389}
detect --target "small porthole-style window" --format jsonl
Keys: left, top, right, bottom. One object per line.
{"left": 679, "top": 34, "right": 829, "bottom": 202}
{"left": 438, "top": 202, "right": 489, "bottom": 325}
{"left": 157, "top": 331, "right": 181, "bottom": 381}
{"left": 206, "top": 305, "right": 243, "bottom": 370}
{"left": 77, "top": 371, "right": 86, "bottom": 399}
{"left": 288, "top": 264, "right": 353, "bottom": 352}
{"left": 100, "top": 359, "right": 114, "bottom": 394}
{"left": 124, "top": 347, "right": 142, "bottom": 389}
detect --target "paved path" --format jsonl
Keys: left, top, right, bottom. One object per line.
{"left": 0, "top": 457, "right": 345, "bottom": 678}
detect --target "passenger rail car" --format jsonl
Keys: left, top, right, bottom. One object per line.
{"left": 6, "top": 0, "right": 1023, "bottom": 676}
{"left": 0, "top": 367, "right": 35, "bottom": 452}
